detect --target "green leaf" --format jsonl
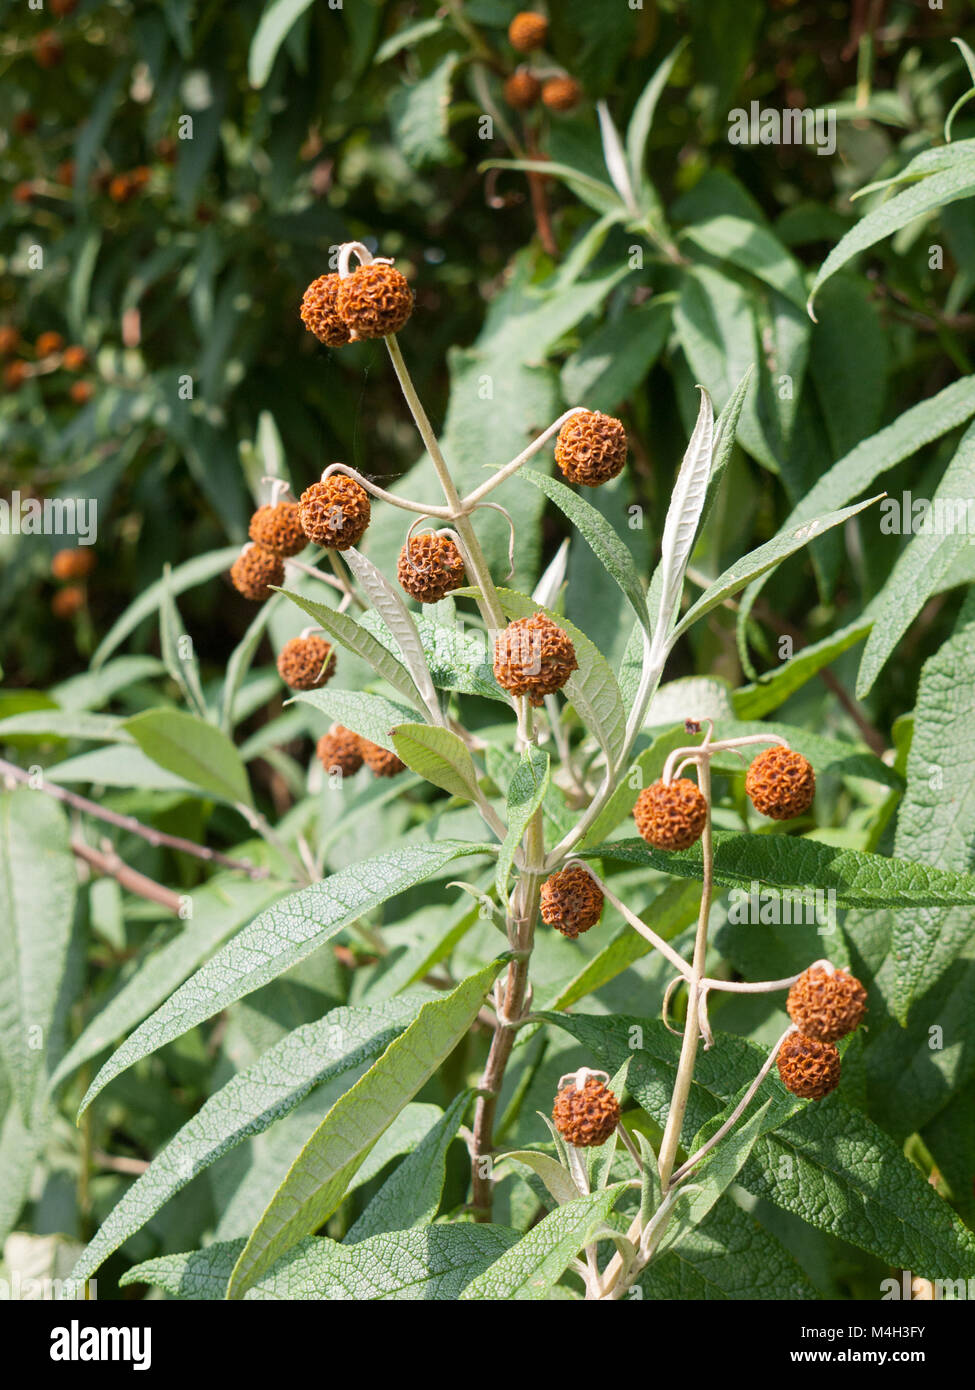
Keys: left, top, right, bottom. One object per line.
{"left": 92, "top": 548, "right": 239, "bottom": 669}
{"left": 809, "top": 153, "right": 975, "bottom": 312}
{"left": 42, "top": 746, "right": 200, "bottom": 793}
{"left": 560, "top": 301, "right": 670, "bottom": 414}
{"left": 69, "top": 998, "right": 423, "bottom": 1284}
{"left": 49, "top": 875, "right": 283, "bottom": 1093}
{"left": 78, "top": 840, "right": 491, "bottom": 1114}
{"left": 248, "top": 0, "right": 316, "bottom": 87}
{"left": 459, "top": 1186, "right": 627, "bottom": 1299}
{"left": 0, "top": 791, "right": 76, "bottom": 1119}
{"left": 374, "top": 16, "right": 445, "bottom": 63}
{"left": 671, "top": 495, "right": 881, "bottom": 644}
{"left": 653, "top": 386, "right": 715, "bottom": 647}
{"left": 857, "top": 421, "right": 975, "bottom": 696}
{"left": 683, "top": 215, "right": 807, "bottom": 308}
{"left": 220, "top": 598, "right": 278, "bottom": 732}
{"left": 227, "top": 958, "right": 505, "bottom": 1298}
{"left": 122, "top": 1225, "right": 520, "bottom": 1300}
{"left": 123, "top": 709, "right": 252, "bottom": 807}
{"left": 159, "top": 569, "right": 208, "bottom": 720}
{"left": 497, "top": 1150, "right": 581, "bottom": 1208}
{"left": 625, "top": 40, "right": 688, "bottom": 197}
{"left": 495, "top": 745, "right": 550, "bottom": 899}
{"left": 586, "top": 831, "right": 975, "bottom": 911}
{"left": 0, "top": 711, "right": 132, "bottom": 744}
{"left": 344, "top": 1090, "right": 471, "bottom": 1243}
{"left": 733, "top": 614, "right": 872, "bottom": 719}
{"left": 889, "top": 590, "right": 975, "bottom": 1017}
{"left": 358, "top": 609, "right": 506, "bottom": 703}
{"left": 388, "top": 54, "right": 459, "bottom": 168}
{"left": 276, "top": 587, "right": 421, "bottom": 707}
{"left": 343, "top": 549, "right": 441, "bottom": 719}
{"left": 478, "top": 159, "right": 620, "bottom": 215}
{"left": 293, "top": 688, "right": 418, "bottom": 754}
{"left": 519, "top": 471, "right": 650, "bottom": 631}
{"left": 390, "top": 723, "right": 480, "bottom": 800}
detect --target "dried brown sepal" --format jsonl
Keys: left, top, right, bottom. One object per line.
{"left": 300, "top": 273, "right": 351, "bottom": 348}
{"left": 552, "top": 1076, "right": 620, "bottom": 1147}
{"left": 396, "top": 533, "right": 466, "bottom": 603}
{"left": 493, "top": 613, "right": 578, "bottom": 705}
{"left": 336, "top": 263, "right": 413, "bottom": 340}
{"left": 776, "top": 1034, "right": 841, "bottom": 1100}
{"left": 298, "top": 476, "right": 371, "bottom": 550}
{"left": 745, "top": 746, "right": 815, "bottom": 821}
{"left": 316, "top": 725, "right": 364, "bottom": 778}
{"left": 787, "top": 966, "right": 867, "bottom": 1043}
{"left": 276, "top": 636, "right": 336, "bottom": 691}
{"left": 540, "top": 865, "right": 603, "bottom": 938}
{"left": 230, "top": 546, "right": 285, "bottom": 601}
{"left": 359, "top": 737, "right": 406, "bottom": 778}
{"left": 634, "top": 777, "right": 707, "bottom": 852}
{"left": 249, "top": 502, "right": 307, "bottom": 557}
{"left": 554, "top": 410, "right": 627, "bottom": 485}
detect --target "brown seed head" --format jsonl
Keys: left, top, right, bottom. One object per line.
{"left": 787, "top": 966, "right": 867, "bottom": 1043}
{"left": 745, "top": 746, "right": 815, "bottom": 821}
{"left": 397, "top": 533, "right": 466, "bottom": 603}
{"left": 52, "top": 547, "right": 96, "bottom": 581}
{"left": 493, "top": 612, "right": 578, "bottom": 705}
{"left": 276, "top": 635, "right": 336, "bottom": 691}
{"left": 555, "top": 410, "right": 627, "bottom": 486}
{"left": 0, "top": 328, "right": 21, "bottom": 356}
{"left": 359, "top": 737, "right": 406, "bottom": 778}
{"left": 36, "top": 332, "right": 64, "bottom": 358}
{"left": 540, "top": 864, "right": 603, "bottom": 938}
{"left": 504, "top": 69, "right": 542, "bottom": 110}
{"left": 298, "top": 475, "right": 371, "bottom": 550}
{"left": 230, "top": 546, "right": 284, "bottom": 601}
{"left": 634, "top": 777, "right": 707, "bottom": 852}
{"left": 34, "top": 31, "right": 64, "bottom": 68}
{"left": 777, "top": 1033, "right": 841, "bottom": 1100}
{"left": 51, "top": 585, "right": 85, "bottom": 619}
{"left": 300, "top": 273, "right": 351, "bottom": 348}
{"left": 336, "top": 263, "right": 413, "bottom": 339}
{"left": 552, "top": 1075, "right": 620, "bottom": 1147}
{"left": 69, "top": 380, "right": 94, "bottom": 404}
{"left": 508, "top": 11, "right": 549, "bottom": 51}
{"left": 249, "top": 502, "right": 306, "bottom": 557}
{"left": 13, "top": 183, "right": 34, "bottom": 205}
{"left": 109, "top": 174, "right": 136, "bottom": 204}
{"left": 62, "top": 344, "right": 86, "bottom": 370}
{"left": 129, "top": 166, "right": 151, "bottom": 190}
{"left": 542, "top": 76, "right": 582, "bottom": 112}
{"left": 4, "top": 361, "right": 29, "bottom": 389}
{"left": 316, "top": 725, "right": 364, "bottom": 778}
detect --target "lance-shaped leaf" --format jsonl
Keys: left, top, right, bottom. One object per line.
{"left": 344, "top": 548, "right": 442, "bottom": 722}
{"left": 0, "top": 790, "right": 76, "bottom": 1119}
{"left": 69, "top": 998, "right": 423, "bottom": 1284}
{"left": 226, "top": 958, "right": 506, "bottom": 1298}
{"left": 390, "top": 723, "right": 480, "bottom": 800}
{"left": 626, "top": 40, "right": 687, "bottom": 198}
{"left": 460, "top": 1185, "right": 627, "bottom": 1300}
{"left": 78, "top": 840, "right": 492, "bottom": 1114}
{"left": 275, "top": 587, "right": 421, "bottom": 708}
{"left": 220, "top": 597, "right": 279, "bottom": 732}
{"left": 653, "top": 387, "right": 714, "bottom": 653}
{"left": 496, "top": 1150, "right": 581, "bottom": 1208}
{"left": 159, "top": 568, "right": 208, "bottom": 720}
{"left": 123, "top": 709, "right": 253, "bottom": 807}
{"left": 495, "top": 745, "right": 550, "bottom": 898}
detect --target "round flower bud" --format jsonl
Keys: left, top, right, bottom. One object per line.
{"left": 300, "top": 273, "right": 351, "bottom": 348}
{"left": 493, "top": 612, "right": 578, "bottom": 705}
{"left": 249, "top": 502, "right": 306, "bottom": 557}
{"left": 745, "top": 746, "right": 815, "bottom": 821}
{"left": 51, "top": 585, "right": 84, "bottom": 619}
{"left": 51, "top": 547, "right": 96, "bottom": 581}
{"left": 276, "top": 636, "right": 336, "bottom": 691}
{"left": 316, "top": 725, "right": 364, "bottom": 778}
{"left": 298, "top": 476, "right": 371, "bottom": 550}
{"left": 787, "top": 966, "right": 867, "bottom": 1043}
{"left": 62, "top": 345, "right": 86, "bottom": 371}
{"left": 552, "top": 1075, "right": 620, "bottom": 1147}
{"left": 508, "top": 11, "right": 549, "bottom": 51}
{"left": 359, "top": 737, "right": 406, "bottom": 778}
{"left": 504, "top": 69, "right": 542, "bottom": 110}
{"left": 336, "top": 263, "right": 413, "bottom": 339}
{"left": 69, "top": 380, "right": 94, "bottom": 404}
{"left": 35, "top": 332, "right": 64, "bottom": 357}
{"left": 634, "top": 777, "right": 707, "bottom": 852}
{"left": 397, "top": 533, "right": 466, "bottom": 603}
{"left": 542, "top": 76, "right": 582, "bottom": 112}
{"left": 4, "top": 361, "right": 29, "bottom": 389}
{"left": 777, "top": 1034, "right": 841, "bottom": 1100}
{"left": 540, "top": 864, "right": 603, "bottom": 938}
{"left": 555, "top": 410, "right": 627, "bottom": 485}
{"left": 230, "top": 546, "right": 284, "bottom": 601}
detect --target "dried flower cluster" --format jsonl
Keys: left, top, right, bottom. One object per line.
{"left": 493, "top": 613, "right": 578, "bottom": 704}
{"left": 540, "top": 864, "right": 604, "bottom": 938}
{"left": 552, "top": 1076, "right": 620, "bottom": 1147}
{"left": 634, "top": 777, "right": 707, "bottom": 851}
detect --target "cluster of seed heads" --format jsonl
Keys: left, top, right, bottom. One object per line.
{"left": 316, "top": 724, "right": 405, "bottom": 780}
{"left": 300, "top": 261, "right": 413, "bottom": 346}
{"left": 502, "top": 13, "right": 582, "bottom": 114}
{"left": 777, "top": 966, "right": 867, "bottom": 1100}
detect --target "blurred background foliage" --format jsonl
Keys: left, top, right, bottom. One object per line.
{"left": 2, "top": 0, "right": 974, "bottom": 749}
